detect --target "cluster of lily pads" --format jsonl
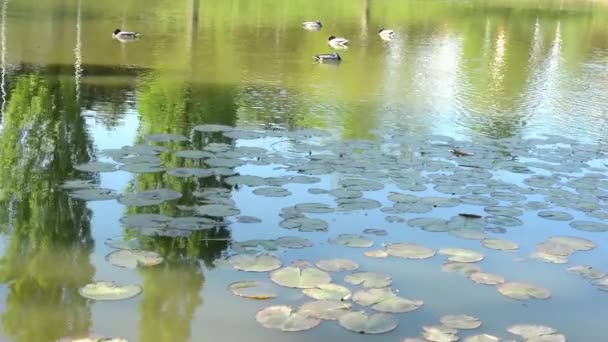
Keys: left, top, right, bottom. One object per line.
{"left": 56, "top": 124, "right": 608, "bottom": 340}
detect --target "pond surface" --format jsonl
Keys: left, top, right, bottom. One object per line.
{"left": 0, "top": 0, "right": 607, "bottom": 341}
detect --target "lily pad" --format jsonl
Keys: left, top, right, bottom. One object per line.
{"left": 546, "top": 236, "right": 596, "bottom": 251}
{"left": 193, "top": 124, "right": 234, "bottom": 132}
{"left": 236, "top": 216, "right": 262, "bottom": 224}
{"left": 484, "top": 206, "right": 523, "bottom": 217}
{"left": 567, "top": 265, "right": 605, "bottom": 279}
{"left": 365, "top": 250, "right": 389, "bottom": 258}
{"left": 145, "top": 133, "right": 187, "bottom": 142}
{"left": 167, "top": 217, "right": 216, "bottom": 231}
{"left": 442, "top": 262, "right": 481, "bottom": 275}
{"left": 531, "top": 252, "right": 568, "bottom": 264}
{"left": 363, "top": 228, "right": 387, "bottom": 236}
{"left": 295, "top": 202, "right": 334, "bottom": 213}
{"left": 316, "top": 259, "right": 359, "bottom": 272}
{"left": 70, "top": 188, "right": 120, "bottom": 201}
{"left": 280, "top": 217, "right": 328, "bottom": 232}
{"left": 338, "top": 198, "right": 382, "bottom": 211}
{"left": 228, "top": 255, "right": 282, "bottom": 272}
{"left": 408, "top": 218, "right": 449, "bottom": 232}
{"left": 338, "top": 311, "right": 397, "bottom": 334}
{"left": 331, "top": 234, "right": 374, "bottom": 248}
{"left": 440, "top": 314, "right": 482, "bottom": 329}
{"left": 117, "top": 194, "right": 164, "bottom": 207}
{"left": 449, "top": 229, "right": 488, "bottom": 240}
{"left": 386, "top": 243, "right": 435, "bottom": 259}
{"left": 253, "top": 187, "right": 291, "bottom": 197}
{"left": 270, "top": 266, "right": 331, "bottom": 288}
{"left": 592, "top": 277, "right": 608, "bottom": 291}
{"left": 104, "top": 236, "right": 141, "bottom": 250}
{"left": 74, "top": 162, "right": 117, "bottom": 173}
{"left": 120, "top": 214, "right": 172, "bottom": 228}
{"left": 228, "top": 281, "right": 276, "bottom": 300}
{"left": 175, "top": 150, "right": 213, "bottom": 159}
{"left": 422, "top": 325, "right": 459, "bottom": 342}
{"left": 255, "top": 305, "right": 320, "bottom": 331}
{"left": 481, "top": 239, "right": 519, "bottom": 251}
{"left": 469, "top": 272, "right": 505, "bottom": 285}
{"left": 507, "top": 325, "right": 557, "bottom": 339}
{"left": 345, "top": 272, "right": 392, "bottom": 288}
{"left": 485, "top": 215, "right": 523, "bottom": 227}
{"left": 79, "top": 281, "right": 142, "bottom": 301}
{"left": 497, "top": 282, "right": 551, "bottom": 300}
{"left": 299, "top": 300, "right": 352, "bottom": 320}
{"left": 276, "top": 236, "right": 313, "bottom": 249}
{"left": 538, "top": 211, "right": 574, "bottom": 221}
{"left": 60, "top": 179, "right": 97, "bottom": 189}
{"left": 340, "top": 178, "right": 384, "bottom": 191}
{"left": 303, "top": 284, "right": 352, "bottom": 301}
{"left": 106, "top": 250, "right": 164, "bottom": 268}
{"left": 167, "top": 167, "right": 212, "bottom": 178}
{"left": 329, "top": 189, "right": 363, "bottom": 199}
{"left": 119, "top": 163, "right": 165, "bottom": 173}
{"left": 197, "top": 204, "right": 240, "bottom": 217}
{"left": 464, "top": 334, "right": 501, "bottom": 342}
{"left": 569, "top": 220, "right": 608, "bottom": 232}
{"left": 137, "top": 188, "right": 182, "bottom": 202}
{"left": 439, "top": 248, "right": 484, "bottom": 263}
{"left": 353, "top": 288, "right": 423, "bottom": 313}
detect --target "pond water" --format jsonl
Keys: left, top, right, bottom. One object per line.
{"left": 0, "top": 0, "right": 607, "bottom": 341}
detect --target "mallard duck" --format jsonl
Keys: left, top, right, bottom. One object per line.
{"left": 303, "top": 21, "right": 322, "bottom": 30}
{"left": 112, "top": 29, "right": 139, "bottom": 40}
{"left": 328, "top": 36, "right": 349, "bottom": 48}
{"left": 314, "top": 52, "right": 341, "bottom": 63}
{"left": 378, "top": 28, "right": 395, "bottom": 40}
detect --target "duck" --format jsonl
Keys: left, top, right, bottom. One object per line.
{"left": 328, "top": 36, "right": 349, "bottom": 48}
{"left": 378, "top": 28, "right": 395, "bottom": 40}
{"left": 303, "top": 21, "right": 322, "bottom": 30}
{"left": 314, "top": 52, "right": 341, "bottom": 63}
{"left": 112, "top": 29, "right": 139, "bottom": 41}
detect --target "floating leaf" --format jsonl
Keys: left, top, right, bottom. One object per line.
{"left": 497, "top": 282, "right": 551, "bottom": 300}
{"left": 167, "top": 217, "right": 216, "bottom": 231}
{"left": 117, "top": 194, "right": 163, "bottom": 207}
{"left": 439, "top": 248, "right": 484, "bottom": 263}
{"left": 365, "top": 250, "right": 389, "bottom": 258}
{"left": 422, "top": 325, "right": 459, "bottom": 342}
{"left": 295, "top": 203, "right": 334, "bottom": 213}
{"left": 60, "top": 179, "right": 97, "bottom": 190}
{"left": 236, "top": 216, "right": 262, "bottom": 224}
{"left": 469, "top": 272, "right": 505, "bottom": 285}
{"left": 255, "top": 305, "right": 320, "bottom": 331}
{"left": 538, "top": 211, "right": 574, "bottom": 221}
{"left": 331, "top": 234, "right": 374, "bottom": 248}
{"left": 120, "top": 214, "right": 172, "bottom": 228}
{"left": 276, "top": 236, "right": 313, "bottom": 249}
{"left": 345, "top": 272, "right": 392, "bottom": 288}
{"left": 270, "top": 266, "right": 331, "bottom": 288}
{"left": 363, "top": 228, "right": 387, "bottom": 236}
{"left": 228, "top": 255, "right": 282, "bottom": 272}
{"left": 74, "top": 162, "right": 117, "bottom": 173}
{"left": 145, "top": 133, "right": 187, "bottom": 142}
{"left": 485, "top": 215, "right": 523, "bottom": 227}
{"left": 386, "top": 243, "right": 435, "bottom": 259}
{"left": 440, "top": 314, "right": 482, "bottom": 329}
{"left": 546, "top": 236, "right": 595, "bottom": 251}
{"left": 280, "top": 217, "right": 328, "bottom": 232}
{"left": 481, "top": 239, "right": 519, "bottom": 251}
{"left": 228, "top": 281, "right": 276, "bottom": 300}
{"left": 106, "top": 250, "right": 164, "bottom": 268}
{"left": 79, "top": 281, "right": 141, "bottom": 301}
{"left": 253, "top": 187, "right": 291, "bottom": 197}
{"left": 197, "top": 204, "right": 240, "bottom": 217}
{"left": 119, "top": 163, "right": 165, "bottom": 173}
{"left": 567, "top": 265, "right": 605, "bottom": 279}
{"left": 338, "top": 198, "right": 382, "bottom": 211}
{"left": 353, "top": 288, "right": 423, "bottom": 313}
{"left": 463, "top": 334, "right": 501, "bottom": 342}
{"left": 167, "top": 167, "right": 213, "bottom": 178}
{"left": 507, "top": 325, "right": 557, "bottom": 339}
{"left": 531, "top": 252, "right": 568, "bottom": 264}
{"left": 303, "top": 284, "right": 352, "bottom": 301}
{"left": 592, "top": 277, "right": 608, "bottom": 291}
{"left": 104, "top": 236, "right": 141, "bottom": 250}
{"left": 193, "top": 124, "right": 235, "bottom": 132}
{"left": 569, "top": 220, "right": 608, "bottom": 232}
{"left": 484, "top": 206, "right": 523, "bottom": 217}
{"left": 137, "top": 188, "right": 182, "bottom": 202}
{"left": 338, "top": 311, "right": 397, "bottom": 334}
{"left": 316, "top": 259, "right": 359, "bottom": 272}
{"left": 408, "top": 217, "right": 449, "bottom": 232}
{"left": 299, "top": 300, "right": 352, "bottom": 320}
{"left": 175, "top": 150, "right": 213, "bottom": 159}
{"left": 70, "top": 188, "right": 120, "bottom": 201}
{"left": 340, "top": 178, "right": 384, "bottom": 191}
{"left": 442, "top": 262, "right": 481, "bottom": 275}
{"left": 449, "top": 229, "right": 487, "bottom": 240}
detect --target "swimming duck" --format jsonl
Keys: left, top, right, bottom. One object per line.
{"left": 378, "top": 28, "right": 395, "bottom": 40}
{"left": 112, "top": 29, "right": 139, "bottom": 40}
{"left": 303, "top": 21, "right": 322, "bottom": 30}
{"left": 328, "top": 36, "right": 349, "bottom": 48}
{"left": 314, "top": 52, "right": 341, "bottom": 63}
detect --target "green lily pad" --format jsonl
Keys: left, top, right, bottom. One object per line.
{"left": 104, "top": 236, "right": 141, "bottom": 250}
{"left": 197, "top": 204, "right": 240, "bottom": 217}
{"left": 303, "top": 284, "right": 352, "bottom": 301}
{"left": 70, "top": 188, "right": 120, "bottom": 201}
{"left": 567, "top": 265, "right": 605, "bottom": 279}
{"left": 255, "top": 305, "right": 320, "bottom": 331}
{"left": 295, "top": 203, "right": 334, "bottom": 213}
{"left": 167, "top": 167, "right": 213, "bottom": 178}
{"left": 481, "top": 239, "right": 519, "bottom": 251}
{"left": 236, "top": 216, "right": 262, "bottom": 224}
{"left": 546, "top": 236, "right": 596, "bottom": 251}
{"left": 60, "top": 179, "right": 97, "bottom": 189}
{"left": 439, "top": 248, "right": 484, "bottom": 263}
{"left": 137, "top": 188, "right": 182, "bottom": 202}
{"left": 386, "top": 243, "right": 435, "bottom": 259}
{"left": 460, "top": 195, "right": 499, "bottom": 206}
{"left": 421, "top": 197, "right": 461, "bottom": 207}
{"left": 299, "top": 300, "right": 352, "bottom": 320}
{"left": 344, "top": 272, "right": 392, "bottom": 288}
{"left": 531, "top": 252, "right": 568, "bottom": 264}
{"left": 329, "top": 189, "right": 363, "bottom": 199}
{"left": 353, "top": 288, "right": 423, "bottom": 313}
{"left": 74, "top": 162, "right": 117, "bottom": 173}
{"left": 119, "top": 163, "right": 165, "bottom": 173}
{"left": 491, "top": 192, "right": 526, "bottom": 202}
{"left": 442, "top": 262, "right": 481, "bottom": 275}
{"left": 569, "top": 220, "right": 608, "bottom": 232}
{"left": 120, "top": 214, "right": 172, "bottom": 228}
{"left": 507, "top": 325, "right": 558, "bottom": 339}
{"left": 193, "top": 124, "right": 234, "bottom": 132}
{"left": 270, "top": 266, "right": 331, "bottom": 289}
{"left": 167, "top": 217, "right": 216, "bottom": 230}
{"left": 275, "top": 236, "right": 313, "bottom": 249}
{"left": 331, "top": 234, "right": 374, "bottom": 248}
{"left": 316, "top": 259, "right": 359, "bottom": 272}
{"left": 469, "top": 272, "right": 505, "bottom": 285}
{"left": 145, "top": 133, "right": 187, "bottom": 142}
{"left": 538, "top": 211, "right": 574, "bottom": 221}
{"left": 382, "top": 202, "right": 432, "bottom": 214}
{"left": 228, "top": 281, "right": 276, "bottom": 300}
{"left": 338, "top": 198, "right": 382, "bottom": 211}
{"left": 105, "top": 250, "right": 164, "bottom": 268}
{"left": 422, "top": 325, "right": 459, "bottom": 342}
{"left": 280, "top": 217, "right": 328, "bottom": 232}
{"left": 175, "top": 150, "right": 213, "bottom": 159}
{"left": 228, "top": 255, "right": 282, "bottom": 272}
{"left": 464, "top": 334, "right": 501, "bottom": 342}
{"left": 484, "top": 206, "right": 523, "bottom": 217}
{"left": 114, "top": 154, "right": 162, "bottom": 165}
{"left": 363, "top": 228, "right": 387, "bottom": 236}
{"left": 592, "top": 277, "right": 608, "bottom": 291}
{"left": 340, "top": 178, "right": 384, "bottom": 191}
{"left": 338, "top": 311, "right": 397, "bottom": 334}
{"left": 365, "top": 250, "right": 389, "bottom": 258}
{"left": 485, "top": 215, "right": 523, "bottom": 227}
{"left": 440, "top": 314, "right": 482, "bottom": 329}
{"left": 288, "top": 175, "right": 322, "bottom": 184}
{"left": 388, "top": 192, "right": 418, "bottom": 203}
{"left": 79, "top": 281, "right": 142, "bottom": 301}
{"left": 497, "top": 282, "right": 551, "bottom": 300}
{"left": 408, "top": 218, "right": 449, "bottom": 232}
{"left": 117, "top": 194, "right": 164, "bottom": 207}
{"left": 205, "top": 158, "right": 244, "bottom": 168}
{"left": 308, "top": 188, "right": 328, "bottom": 195}
{"left": 253, "top": 187, "right": 292, "bottom": 197}
{"left": 449, "top": 229, "right": 487, "bottom": 240}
